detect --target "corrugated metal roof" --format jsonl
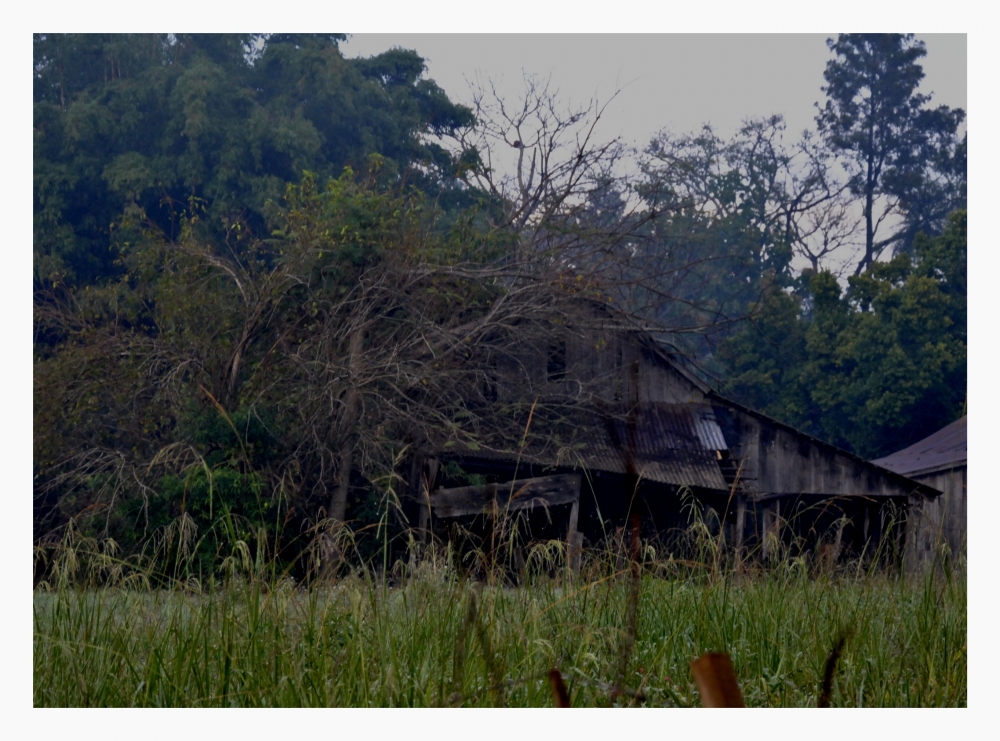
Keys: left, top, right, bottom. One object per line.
{"left": 448, "top": 402, "right": 729, "bottom": 490}
{"left": 872, "top": 416, "right": 967, "bottom": 478}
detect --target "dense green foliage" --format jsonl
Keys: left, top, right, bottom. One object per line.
{"left": 33, "top": 33, "right": 476, "bottom": 288}
{"left": 718, "top": 211, "right": 966, "bottom": 458}
{"left": 34, "top": 167, "right": 516, "bottom": 561}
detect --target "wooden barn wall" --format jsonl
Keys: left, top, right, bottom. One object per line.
{"left": 724, "top": 407, "right": 923, "bottom": 499}
{"left": 636, "top": 346, "right": 706, "bottom": 404}
{"left": 497, "top": 326, "right": 709, "bottom": 406}
{"left": 565, "top": 327, "right": 631, "bottom": 401}
{"left": 711, "top": 405, "right": 761, "bottom": 493}
{"left": 904, "top": 466, "right": 966, "bottom": 568}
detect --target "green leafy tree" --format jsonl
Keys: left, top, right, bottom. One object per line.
{"left": 715, "top": 285, "right": 812, "bottom": 428}
{"left": 634, "top": 116, "right": 853, "bottom": 364}
{"left": 891, "top": 131, "right": 966, "bottom": 255}
{"left": 33, "top": 33, "right": 476, "bottom": 288}
{"left": 719, "top": 211, "right": 966, "bottom": 459}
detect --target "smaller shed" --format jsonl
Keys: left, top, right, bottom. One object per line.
{"left": 873, "top": 417, "right": 967, "bottom": 568}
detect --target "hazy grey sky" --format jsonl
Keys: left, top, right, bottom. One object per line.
{"left": 343, "top": 34, "right": 967, "bottom": 149}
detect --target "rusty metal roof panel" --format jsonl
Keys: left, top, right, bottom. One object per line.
{"left": 638, "top": 457, "right": 728, "bottom": 490}
{"left": 595, "top": 403, "right": 727, "bottom": 454}
{"left": 444, "top": 402, "right": 729, "bottom": 490}
{"left": 693, "top": 406, "right": 729, "bottom": 450}
{"left": 461, "top": 449, "right": 727, "bottom": 491}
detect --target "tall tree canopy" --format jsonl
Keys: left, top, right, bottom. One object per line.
{"left": 816, "top": 33, "right": 965, "bottom": 274}
{"left": 33, "top": 33, "right": 477, "bottom": 288}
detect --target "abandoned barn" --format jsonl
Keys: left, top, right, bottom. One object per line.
{"left": 874, "top": 416, "right": 967, "bottom": 569}
{"left": 399, "top": 311, "right": 941, "bottom": 569}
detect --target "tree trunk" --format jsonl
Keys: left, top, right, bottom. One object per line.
{"left": 858, "top": 124, "right": 877, "bottom": 275}
{"left": 329, "top": 327, "right": 364, "bottom": 523}
{"left": 861, "top": 181, "right": 875, "bottom": 274}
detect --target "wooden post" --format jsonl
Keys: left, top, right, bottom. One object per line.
{"left": 762, "top": 498, "right": 780, "bottom": 562}
{"left": 567, "top": 498, "right": 579, "bottom": 535}
{"left": 868, "top": 502, "right": 883, "bottom": 562}
{"left": 418, "top": 459, "right": 439, "bottom": 546}
{"left": 566, "top": 498, "right": 582, "bottom": 577}
{"left": 417, "top": 499, "right": 430, "bottom": 545}
{"left": 734, "top": 494, "right": 746, "bottom": 552}
{"left": 904, "top": 494, "right": 930, "bottom": 577}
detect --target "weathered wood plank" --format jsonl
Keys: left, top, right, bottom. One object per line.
{"left": 567, "top": 530, "right": 584, "bottom": 576}
{"left": 762, "top": 499, "right": 780, "bottom": 561}
{"left": 430, "top": 474, "right": 581, "bottom": 519}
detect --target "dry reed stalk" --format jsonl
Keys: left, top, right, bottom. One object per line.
{"left": 690, "top": 653, "right": 745, "bottom": 707}
{"left": 613, "top": 510, "right": 642, "bottom": 701}
{"left": 448, "top": 590, "right": 476, "bottom": 706}
{"left": 818, "top": 631, "right": 850, "bottom": 707}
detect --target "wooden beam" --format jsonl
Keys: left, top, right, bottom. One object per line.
{"left": 429, "top": 474, "right": 582, "bottom": 519}
{"left": 567, "top": 531, "right": 584, "bottom": 577}
{"left": 752, "top": 490, "right": 910, "bottom": 503}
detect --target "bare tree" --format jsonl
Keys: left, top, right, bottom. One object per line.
{"left": 792, "top": 195, "right": 862, "bottom": 276}
{"left": 641, "top": 117, "right": 862, "bottom": 281}
{"left": 458, "top": 73, "right": 631, "bottom": 237}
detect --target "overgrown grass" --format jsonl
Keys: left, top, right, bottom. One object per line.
{"left": 33, "top": 529, "right": 966, "bottom": 707}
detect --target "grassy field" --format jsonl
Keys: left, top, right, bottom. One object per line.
{"left": 33, "top": 546, "right": 966, "bottom": 707}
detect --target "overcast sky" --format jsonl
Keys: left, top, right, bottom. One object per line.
{"left": 342, "top": 34, "right": 967, "bottom": 150}
{"left": 342, "top": 33, "right": 966, "bottom": 278}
